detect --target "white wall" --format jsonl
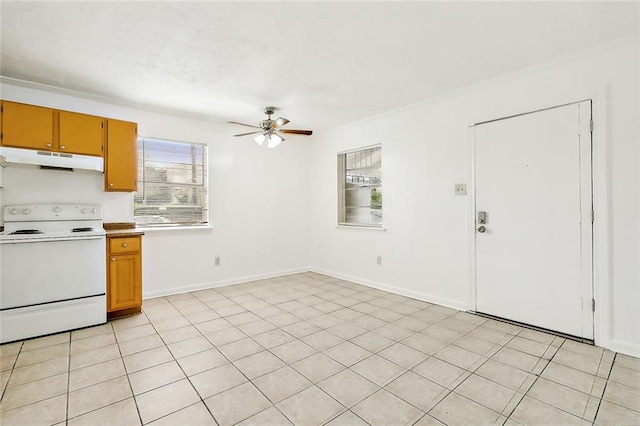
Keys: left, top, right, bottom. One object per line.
{"left": 308, "top": 38, "right": 639, "bottom": 357}
{"left": 0, "top": 81, "right": 311, "bottom": 297}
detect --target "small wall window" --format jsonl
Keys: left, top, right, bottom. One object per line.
{"left": 338, "top": 145, "right": 382, "bottom": 227}
{"left": 134, "top": 137, "right": 208, "bottom": 227}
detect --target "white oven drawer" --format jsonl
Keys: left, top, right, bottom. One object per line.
{"left": 0, "top": 237, "right": 106, "bottom": 310}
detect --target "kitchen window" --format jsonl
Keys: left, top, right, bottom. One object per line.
{"left": 338, "top": 145, "right": 382, "bottom": 227}
{"left": 134, "top": 137, "right": 208, "bottom": 227}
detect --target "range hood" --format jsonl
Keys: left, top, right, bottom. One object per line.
{"left": 0, "top": 147, "right": 104, "bottom": 172}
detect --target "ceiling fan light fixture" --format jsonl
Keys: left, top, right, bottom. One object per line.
{"left": 254, "top": 134, "right": 266, "bottom": 146}
{"left": 267, "top": 134, "right": 283, "bottom": 148}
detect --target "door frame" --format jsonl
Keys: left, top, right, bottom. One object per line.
{"left": 467, "top": 99, "right": 600, "bottom": 341}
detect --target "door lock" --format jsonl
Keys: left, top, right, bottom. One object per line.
{"left": 477, "top": 211, "right": 487, "bottom": 224}
{"left": 477, "top": 226, "right": 486, "bottom": 233}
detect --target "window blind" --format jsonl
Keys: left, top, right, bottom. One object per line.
{"left": 134, "top": 138, "right": 208, "bottom": 226}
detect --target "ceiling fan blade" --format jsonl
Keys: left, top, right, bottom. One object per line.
{"left": 228, "top": 121, "right": 260, "bottom": 129}
{"left": 271, "top": 117, "right": 290, "bottom": 128}
{"left": 233, "top": 131, "right": 263, "bottom": 137}
{"left": 279, "top": 129, "right": 313, "bottom": 136}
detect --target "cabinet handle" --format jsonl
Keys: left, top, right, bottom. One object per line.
{"left": 46, "top": 143, "right": 52, "bottom": 148}
{"left": 111, "top": 257, "right": 115, "bottom": 262}
{"left": 60, "top": 145, "right": 66, "bottom": 150}
{"left": 109, "top": 182, "right": 114, "bottom": 187}
{"left": 122, "top": 243, "right": 128, "bottom": 247}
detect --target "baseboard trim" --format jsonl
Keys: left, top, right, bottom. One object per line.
{"left": 608, "top": 339, "right": 640, "bottom": 358}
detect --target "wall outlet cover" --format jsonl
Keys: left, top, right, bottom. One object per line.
{"left": 455, "top": 183, "right": 467, "bottom": 195}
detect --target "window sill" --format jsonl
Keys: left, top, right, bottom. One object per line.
{"left": 336, "top": 225, "right": 387, "bottom": 234}
{"left": 135, "top": 224, "right": 213, "bottom": 233}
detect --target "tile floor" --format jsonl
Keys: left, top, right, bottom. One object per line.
{"left": 1, "top": 272, "right": 639, "bottom": 425}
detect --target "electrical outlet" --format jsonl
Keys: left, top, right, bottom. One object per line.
{"left": 376, "top": 256, "right": 382, "bottom": 265}
{"left": 455, "top": 183, "right": 467, "bottom": 195}
{"left": 215, "top": 256, "right": 221, "bottom": 266}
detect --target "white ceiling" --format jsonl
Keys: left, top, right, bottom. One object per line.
{"left": 1, "top": 1, "right": 638, "bottom": 133}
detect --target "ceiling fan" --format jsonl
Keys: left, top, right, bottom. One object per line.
{"left": 229, "top": 106, "right": 313, "bottom": 148}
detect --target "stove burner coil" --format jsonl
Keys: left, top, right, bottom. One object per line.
{"left": 9, "top": 229, "right": 44, "bottom": 235}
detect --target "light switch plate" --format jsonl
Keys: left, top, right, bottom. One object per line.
{"left": 455, "top": 183, "right": 467, "bottom": 195}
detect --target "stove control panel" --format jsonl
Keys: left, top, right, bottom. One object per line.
{"left": 3, "top": 204, "right": 103, "bottom": 222}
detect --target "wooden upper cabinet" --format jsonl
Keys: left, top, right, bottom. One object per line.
{"left": 59, "top": 111, "right": 104, "bottom": 156}
{"left": 1, "top": 101, "right": 54, "bottom": 150}
{"left": 105, "top": 119, "right": 137, "bottom": 192}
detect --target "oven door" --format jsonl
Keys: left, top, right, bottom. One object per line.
{"left": 0, "top": 237, "right": 106, "bottom": 309}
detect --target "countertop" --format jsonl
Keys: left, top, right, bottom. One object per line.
{"left": 104, "top": 222, "right": 144, "bottom": 237}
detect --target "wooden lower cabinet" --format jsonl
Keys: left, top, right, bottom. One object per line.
{"left": 107, "top": 235, "right": 142, "bottom": 317}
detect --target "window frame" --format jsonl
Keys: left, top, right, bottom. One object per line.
{"left": 134, "top": 136, "right": 209, "bottom": 228}
{"left": 337, "top": 144, "right": 383, "bottom": 228}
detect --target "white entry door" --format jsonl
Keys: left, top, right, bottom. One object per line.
{"left": 474, "top": 101, "right": 593, "bottom": 339}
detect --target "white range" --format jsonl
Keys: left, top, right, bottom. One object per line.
{"left": 0, "top": 204, "right": 107, "bottom": 343}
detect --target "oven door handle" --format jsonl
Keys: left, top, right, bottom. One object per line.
{"left": 0, "top": 235, "right": 106, "bottom": 244}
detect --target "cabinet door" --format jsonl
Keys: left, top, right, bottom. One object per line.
{"left": 108, "top": 253, "right": 142, "bottom": 312}
{"left": 59, "top": 111, "right": 104, "bottom": 156}
{"left": 105, "top": 119, "right": 137, "bottom": 191}
{"left": 1, "top": 101, "right": 54, "bottom": 150}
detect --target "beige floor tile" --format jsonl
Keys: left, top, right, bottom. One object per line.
{"left": 553, "top": 348, "right": 600, "bottom": 375}
{"left": 237, "top": 319, "right": 277, "bottom": 337}
{"left": 1, "top": 369, "right": 10, "bottom": 395}
{"left": 205, "top": 326, "right": 247, "bottom": 347}
{"left": 123, "top": 346, "right": 173, "bottom": 373}
{"left": 318, "top": 369, "right": 378, "bottom": 408}
{"left": 455, "top": 374, "right": 517, "bottom": 414}
{"left": 268, "top": 313, "right": 301, "bottom": 327}
{"left": 252, "top": 329, "right": 295, "bottom": 349}
{"left": 301, "top": 330, "right": 344, "bottom": 351}
{"left": 67, "top": 397, "right": 140, "bottom": 426}
{"left": 326, "top": 323, "right": 367, "bottom": 340}
{"left": 118, "top": 333, "right": 165, "bottom": 356}
{"left": 541, "top": 361, "right": 597, "bottom": 394}
{"left": 218, "top": 337, "right": 264, "bottom": 361}
{"left": 452, "top": 334, "right": 500, "bottom": 356}
{"left": 195, "top": 318, "right": 234, "bottom": 335}
{"left": 22, "top": 332, "right": 70, "bottom": 351}
{"left": 378, "top": 342, "right": 429, "bottom": 369}
{"left": 226, "top": 311, "right": 261, "bottom": 326}
{"left": 252, "top": 305, "right": 286, "bottom": 319}
{"left": 511, "top": 396, "right": 591, "bottom": 425}
{"left": 15, "top": 343, "right": 69, "bottom": 368}
{"left": 281, "top": 321, "right": 323, "bottom": 338}
{"left": 413, "top": 357, "right": 468, "bottom": 389}
{"left": 595, "top": 400, "right": 640, "bottom": 425}
{"left": 517, "top": 328, "right": 555, "bottom": 345}
{"left": 114, "top": 324, "right": 157, "bottom": 344}
{"left": 561, "top": 340, "right": 605, "bottom": 359}
{"left": 429, "top": 392, "right": 504, "bottom": 426}
{"left": 323, "top": 410, "right": 369, "bottom": 425}
{"left": 434, "top": 345, "right": 485, "bottom": 371}
{"left": 205, "top": 382, "right": 272, "bottom": 425}
{"left": 149, "top": 402, "right": 216, "bottom": 425}
{"left": 324, "top": 341, "right": 372, "bottom": 367}
{"left": 527, "top": 377, "right": 590, "bottom": 419}
{"left": 177, "top": 348, "right": 228, "bottom": 376}
{"left": 254, "top": 366, "right": 313, "bottom": 403}
{"left": 331, "top": 308, "right": 365, "bottom": 322}
{"left": 7, "top": 356, "right": 68, "bottom": 387}
{"left": 159, "top": 325, "right": 201, "bottom": 344}
{"left": 1, "top": 372, "right": 68, "bottom": 411}
{"left": 1, "top": 354, "right": 18, "bottom": 372}
{"left": 135, "top": 379, "right": 200, "bottom": 424}
{"left": 609, "top": 364, "right": 640, "bottom": 389}
{"left": 277, "top": 385, "right": 345, "bottom": 425}
{"left": 351, "top": 354, "right": 405, "bottom": 386}
{"left": 491, "top": 347, "right": 539, "bottom": 373}
{"left": 234, "top": 350, "right": 286, "bottom": 379}
{"left": 292, "top": 352, "right": 345, "bottom": 383}
{"left": 420, "top": 325, "right": 465, "bottom": 344}
{"left": 467, "top": 326, "right": 509, "bottom": 345}
{"left": 129, "top": 360, "right": 185, "bottom": 395}
{"left": 111, "top": 313, "right": 150, "bottom": 331}
{"left": 190, "top": 363, "right": 247, "bottom": 398}
{"left": 602, "top": 380, "right": 640, "bottom": 412}
{"left": 374, "top": 323, "right": 414, "bottom": 341}
{"left": 615, "top": 353, "right": 640, "bottom": 372}
{"left": 351, "top": 315, "right": 387, "bottom": 331}
{"left": 506, "top": 336, "right": 549, "bottom": 358}
{"left": 0, "top": 341, "right": 23, "bottom": 357}
{"left": 400, "top": 333, "right": 447, "bottom": 355}
{"left": 352, "top": 388, "right": 423, "bottom": 426}
{"left": 413, "top": 413, "right": 446, "bottom": 425}
{"left": 150, "top": 316, "right": 191, "bottom": 332}
{"left": 67, "top": 376, "right": 132, "bottom": 418}
{"left": 384, "top": 371, "right": 447, "bottom": 411}
{"left": 69, "top": 358, "right": 126, "bottom": 392}
{"left": 350, "top": 331, "right": 393, "bottom": 353}
{"left": 69, "top": 332, "right": 116, "bottom": 354}
{"left": 70, "top": 343, "right": 120, "bottom": 370}
{"left": 474, "top": 359, "right": 533, "bottom": 392}
{"left": 0, "top": 394, "right": 67, "bottom": 426}
{"left": 167, "top": 335, "right": 213, "bottom": 359}
{"left": 307, "top": 313, "right": 343, "bottom": 328}
{"left": 270, "top": 339, "right": 316, "bottom": 364}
